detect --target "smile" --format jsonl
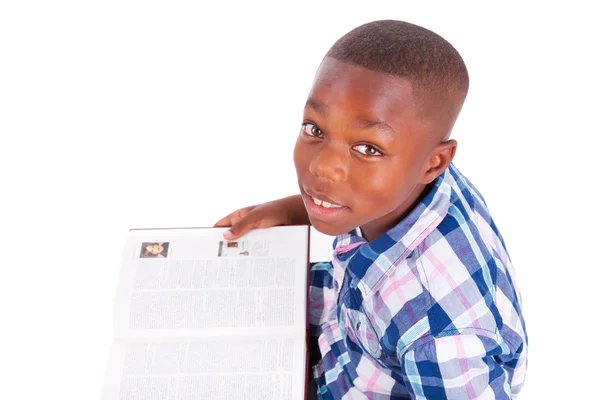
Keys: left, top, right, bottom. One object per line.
{"left": 302, "top": 189, "right": 349, "bottom": 222}
{"left": 310, "top": 196, "right": 343, "bottom": 209}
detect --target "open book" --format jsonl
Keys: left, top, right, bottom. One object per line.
{"left": 101, "top": 225, "right": 311, "bottom": 400}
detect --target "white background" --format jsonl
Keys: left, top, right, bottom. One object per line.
{"left": 1, "top": 1, "right": 598, "bottom": 399}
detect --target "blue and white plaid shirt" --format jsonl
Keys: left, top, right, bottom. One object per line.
{"left": 309, "top": 163, "right": 527, "bottom": 399}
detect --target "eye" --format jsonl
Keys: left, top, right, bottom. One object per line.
{"left": 354, "top": 144, "right": 382, "bottom": 157}
{"left": 301, "top": 123, "right": 324, "bottom": 138}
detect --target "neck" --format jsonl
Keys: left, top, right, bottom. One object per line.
{"left": 360, "top": 182, "right": 431, "bottom": 242}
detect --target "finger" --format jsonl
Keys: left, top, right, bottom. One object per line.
{"left": 213, "top": 215, "right": 233, "bottom": 227}
{"left": 213, "top": 206, "right": 254, "bottom": 228}
{"left": 224, "top": 215, "right": 261, "bottom": 240}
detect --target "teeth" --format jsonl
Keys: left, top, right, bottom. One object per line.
{"left": 311, "top": 196, "right": 342, "bottom": 208}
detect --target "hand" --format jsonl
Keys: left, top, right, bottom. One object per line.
{"left": 214, "top": 195, "right": 309, "bottom": 240}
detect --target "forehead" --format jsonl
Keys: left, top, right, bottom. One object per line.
{"left": 307, "top": 58, "right": 417, "bottom": 124}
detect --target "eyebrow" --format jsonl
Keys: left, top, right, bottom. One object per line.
{"left": 305, "top": 98, "right": 329, "bottom": 116}
{"left": 353, "top": 119, "right": 395, "bottom": 135}
{"left": 305, "top": 98, "right": 395, "bottom": 136}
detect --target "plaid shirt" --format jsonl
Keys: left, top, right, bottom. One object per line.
{"left": 308, "top": 163, "right": 528, "bottom": 399}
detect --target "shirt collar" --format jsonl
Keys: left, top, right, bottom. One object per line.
{"left": 333, "top": 163, "right": 456, "bottom": 297}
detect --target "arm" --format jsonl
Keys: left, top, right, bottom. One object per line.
{"left": 214, "top": 194, "right": 309, "bottom": 239}
{"left": 400, "top": 334, "right": 514, "bottom": 400}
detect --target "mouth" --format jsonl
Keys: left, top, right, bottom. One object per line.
{"left": 302, "top": 188, "right": 349, "bottom": 220}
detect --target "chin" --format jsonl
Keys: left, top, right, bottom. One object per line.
{"left": 309, "top": 219, "right": 351, "bottom": 237}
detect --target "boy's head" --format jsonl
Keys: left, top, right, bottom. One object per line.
{"left": 293, "top": 20, "right": 469, "bottom": 240}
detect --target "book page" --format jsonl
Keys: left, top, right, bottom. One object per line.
{"left": 101, "top": 336, "right": 306, "bottom": 400}
{"left": 114, "top": 226, "right": 309, "bottom": 340}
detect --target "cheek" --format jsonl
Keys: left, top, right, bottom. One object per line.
{"left": 351, "top": 165, "right": 414, "bottom": 203}
{"left": 293, "top": 141, "right": 300, "bottom": 169}
{"left": 358, "top": 174, "right": 397, "bottom": 199}
{"left": 293, "top": 140, "right": 309, "bottom": 174}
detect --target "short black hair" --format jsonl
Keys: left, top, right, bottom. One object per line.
{"left": 326, "top": 20, "right": 469, "bottom": 115}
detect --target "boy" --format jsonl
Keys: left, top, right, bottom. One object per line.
{"left": 215, "top": 20, "right": 527, "bottom": 399}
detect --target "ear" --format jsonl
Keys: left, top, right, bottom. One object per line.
{"left": 419, "top": 140, "right": 457, "bottom": 184}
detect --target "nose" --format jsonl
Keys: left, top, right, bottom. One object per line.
{"left": 308, "top": 144, "right": 348, "bottom": 182}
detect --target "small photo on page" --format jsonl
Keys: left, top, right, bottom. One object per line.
{"left": 217, "top": 240, "right": 270, "bottom": 257}
{"left": 218, "top": 241, "right": 250, "bottom": 257}
{"left": 139, "top": 242, "right": 170, "bottom": 258}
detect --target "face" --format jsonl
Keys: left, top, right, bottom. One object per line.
{"left": 145, "top": 244, "right": 164, "bottom": 255}
{"left": 294, "top": 58, "right": 443, "bottom": 241}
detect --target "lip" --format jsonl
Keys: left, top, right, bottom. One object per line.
{"left": 301, "top": 188, "right": 349, "bottom": 221}
{"left": 302, "top": 188, "right": 344, "bottom": 207}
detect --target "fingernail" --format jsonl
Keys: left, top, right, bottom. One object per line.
{"left": 223, "top": 230, "right": 233, "bottom": 239}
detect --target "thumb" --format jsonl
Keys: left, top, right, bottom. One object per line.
{"left": 224, "top": 217, "right": 260, "bottom": 240}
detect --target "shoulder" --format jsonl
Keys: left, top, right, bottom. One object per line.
{"left": 380, "top": 168, "right": 509, "bottom": 347}
{"left": 422, "top": 165, "right": 505, "bottom": 283}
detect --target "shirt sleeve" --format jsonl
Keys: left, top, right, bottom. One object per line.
{"left": 308, "top": 261, "right": 335, "bottom": 337}
{"left": 400, "top": 334, "right": 512, "bottom": 400}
